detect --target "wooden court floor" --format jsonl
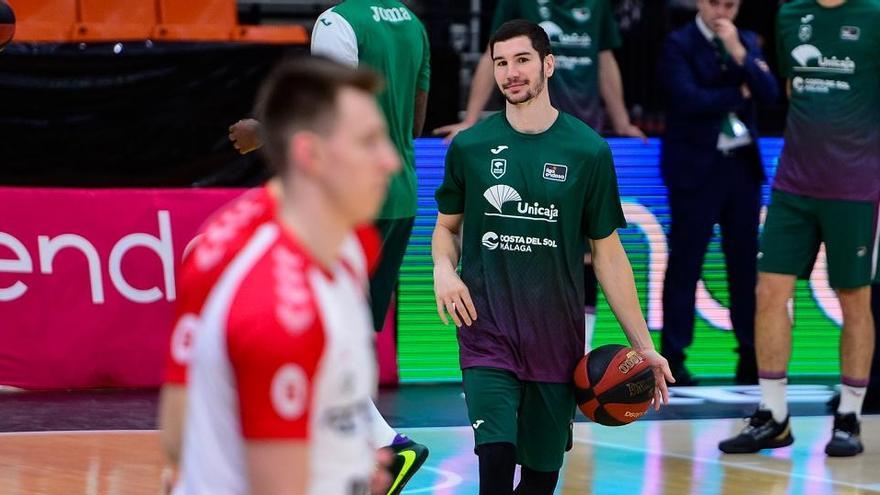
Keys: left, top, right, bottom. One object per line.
{"left": 1, "top": 416, "right": 878, "bottom": 494}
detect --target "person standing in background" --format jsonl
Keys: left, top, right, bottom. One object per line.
{"left": 658, "top": 0, "right": 778, "bottom": 386}
{"left": 720, "top": 0, "right": 879, "bottom": 458}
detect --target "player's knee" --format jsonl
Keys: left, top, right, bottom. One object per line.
{"left": 755, "top": 277, "right": 791, "bottom": 313}
{"left": 838, "top": 286, "right": 872, "bottom": 323}
{"left": 514, "top": 466, "right": 559, "bottom": 495}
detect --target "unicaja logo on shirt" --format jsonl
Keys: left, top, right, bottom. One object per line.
{"left": 539, "top": 21, "right": 592, "bottom": 47}
{"left": 371, "top": 6, "right": 412, "bottom": 23}
{"left": 483, "top": 185, "right": 559, "bottom": 223}
{"left": 791, "top": 45, "right": 856, "bottom": 74}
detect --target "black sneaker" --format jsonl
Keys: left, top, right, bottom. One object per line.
{"left": 719, "top": 409, "right": 794, "bottom": 454}
{"left": 825, "top": 412, "right": 863, "bottom": 457}
{"left": 386, "top": 438, "right": 429, "bottom": 495}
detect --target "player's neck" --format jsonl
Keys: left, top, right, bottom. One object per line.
{"left": 505, "top": 91, "right": 559, "bottom": 135}
{"left": 277, "top": 185, "right": 350, "bottom": 270}
{"left": 817, "top": 0, "right": 845, "bottom": 7}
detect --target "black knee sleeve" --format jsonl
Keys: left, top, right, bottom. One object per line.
{"left": 583, "top": 264, "right": 598, "bottom": 308}
{"left": 514, "top": 466, "right": 560, "bottom": 495}
{"left": 476, "top": 442, "right": 516, "bottom": 495}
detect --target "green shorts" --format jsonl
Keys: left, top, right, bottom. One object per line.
{"left": 758, "top": 190, "right": 879, "bottom": 289}
{"left": 462, "top": 367, "right": 575, "bottom": 472}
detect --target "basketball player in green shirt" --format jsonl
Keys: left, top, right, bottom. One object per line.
{"left": 434, "top": 0, "right": 647, "bottom": 361}
{"left": 432, "top": 19, "right": 673, "bottom": 494}
{"left": 228, "top": 1, "right": 430, "bottom": 492}
{"left": 720, "top": 0, "right": 880, "bottom": 458}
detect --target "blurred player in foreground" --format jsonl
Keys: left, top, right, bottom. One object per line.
{"left": 162, "top": 56, "right": 399, "bottom": 494}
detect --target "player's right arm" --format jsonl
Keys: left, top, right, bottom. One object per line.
{"left": 431, "top": 213, "right": 476, "bottom": 326}
{"left": 245, "top": 442, "right": 310, "bottom": 495}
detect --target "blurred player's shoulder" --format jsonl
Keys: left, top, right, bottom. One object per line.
{"left": 181, "top": 185, "right": 276, "bottom": 277}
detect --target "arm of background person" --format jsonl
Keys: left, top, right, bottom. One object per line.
{"left": 431, "top": 48, "right": 494, "bottom": 142}
{"left": 738, "top": 32, "right": 779, "bottom": 104}
{"left": 660, "top": 35, "right": 744, "bottom": 117}
{"left": 598, "top": 50, "right": 646, "bottom": 141}
{"left": 414, "top": 90, "right": 429, "bottom": 139}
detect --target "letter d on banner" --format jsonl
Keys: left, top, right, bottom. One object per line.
{"left": 109, "top": 210, "right": 175, "bottom": 303}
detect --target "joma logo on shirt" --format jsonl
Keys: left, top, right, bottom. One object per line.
{"left": 371, "top": 6, "right": 412, "bottom": 22}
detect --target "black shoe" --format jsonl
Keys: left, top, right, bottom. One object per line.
{"left": 386, "top": 438, "right": 429, "bottom": 495}
{"left": 719, "top": 409, "right": 794, "bottom": 454}
{"left": 668, "top": 362, "right": 699, "bottom": 387}
{"left": 734, "top": 352, "right": 758, "bottom": 385}
{"left": 825, "top": 412, "right": 864, "bottom": 457}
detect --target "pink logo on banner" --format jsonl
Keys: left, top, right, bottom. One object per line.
{"left": 0, "top": 187, "right": 245, "bottom": 389}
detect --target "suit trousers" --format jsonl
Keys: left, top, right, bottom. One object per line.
{"left": 661, "top": 148, "right": 762, "bottom": 365}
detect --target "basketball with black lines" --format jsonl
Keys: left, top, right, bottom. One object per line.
{"left": 573, "top": 344, "right": 655, "bottom": 426}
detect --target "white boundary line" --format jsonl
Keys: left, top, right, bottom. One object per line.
{"left": 0, "top": 429, "right": 157, "bottom": 436}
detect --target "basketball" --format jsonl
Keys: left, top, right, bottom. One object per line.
{"left": 573, "top": 344, "right": 656, "bottom": 426}
{"left": 0, "top": 1, "right": 14, "bottom": 52}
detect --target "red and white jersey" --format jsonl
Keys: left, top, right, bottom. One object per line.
{"left": 173, "top": 212, "right": 381, "bottom": 495}
{"left": 165, "top": 186, "right": 275, "bottom": 385}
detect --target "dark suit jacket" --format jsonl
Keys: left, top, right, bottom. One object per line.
{"left": 660, "top": 21, "right": 779, "bottom": 190}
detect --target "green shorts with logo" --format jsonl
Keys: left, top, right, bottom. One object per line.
{"left": 462, "top": 367, "right": 575, "bottom": 472}
{"left": 758, "top": 190, "right": 879, "bottom": 288}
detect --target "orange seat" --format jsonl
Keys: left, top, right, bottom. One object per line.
{"left": 233, "top": 24, "right": 309, "bottom": 45}
{"left": 7, "top": 0, "right": 76, "bottom": 42}
{"left": 153, "top": 0, "right": 235, "bottom": 42}
{"left": 73, "top": 0, "right": 157, "bottom": 41}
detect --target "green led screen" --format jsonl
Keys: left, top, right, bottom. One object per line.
{"left": 398, "top": 138, "right": 844, "bottom": 382}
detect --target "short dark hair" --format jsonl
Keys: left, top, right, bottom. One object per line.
{"left": 489, "top": 19, "right": 552, "bottom": 61}
{"left": 254, "top": 56, "right": 383, "bottom": 175}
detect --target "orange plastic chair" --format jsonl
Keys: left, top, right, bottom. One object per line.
{"left": 73, "top": 0, "right": 157, "bottom": 41}
{"left": 7, "top": 0, "right": 76, "bottom": 42}
{"left": 233, "top": 24, "right": 309, "bottom": 45}
{"left": 153, "top": 0, "right": 235, "bottom": 42}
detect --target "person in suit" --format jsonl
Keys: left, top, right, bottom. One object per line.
{"left": 658, "top": 0, "right": 778, "bottom": 386}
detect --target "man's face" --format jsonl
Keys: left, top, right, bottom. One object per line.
{"left": 492, "top": 35, "right": 553, "bottom": 105}
{"left": 306, "top": 88, "right": 400, "bottom": 225}
{"left": 697, "top": 0, "right": 741, "bottom": 28}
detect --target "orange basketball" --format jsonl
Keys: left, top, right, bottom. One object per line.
{"left": 573, "top": 344, "right": 655, "bottom": 426}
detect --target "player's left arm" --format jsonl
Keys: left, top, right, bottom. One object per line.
{"left": 413, "top": 25, "right": 431, "bottom": 139}
{"left": 591, "top": 231, "right": 674, "bottom": 408}
{"left": 735, "top": 31, "right": 779, "bottom": 104}
{"left": 598, "top": 51, "right": 645, "bottom": 141}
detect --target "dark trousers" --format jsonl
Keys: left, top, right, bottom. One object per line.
{"left": 661, "top": 150, "right": 762, "bottom": 365}
{"left": 369, "top": 217, "right": 415, "bottom": 332}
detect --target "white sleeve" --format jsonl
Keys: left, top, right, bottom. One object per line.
{"left": 310, "top": 9, "right": 359, "bottom": 68}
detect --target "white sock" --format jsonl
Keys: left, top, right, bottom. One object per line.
{"left": 759, "top": 377, "right": 788, "bottom": 423}
{"left": 368, "top": 398, "right": 399, "bottom": 448}
{"left": 584, "top": 312, "right": 596, "bottom": 354}
{"left": 838, "top": 384, "right": 867, "bottom": 420}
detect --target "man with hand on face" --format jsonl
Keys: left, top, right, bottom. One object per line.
{"left": 658, "top": 0, "right": 778, "bottom": 387}
{"left": 432, "top": 20, "right": 673, "bottom": 495}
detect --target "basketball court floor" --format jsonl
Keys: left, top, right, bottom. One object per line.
{"left": 1, "top": 385, "right": 878, "bottom": 494}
